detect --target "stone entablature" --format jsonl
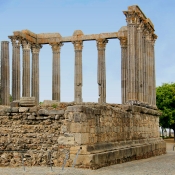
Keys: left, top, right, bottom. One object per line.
{"left": 0, "top": 103, "right": 165, "bottom": 168}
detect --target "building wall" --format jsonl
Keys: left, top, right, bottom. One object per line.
{"left": 0, "top": 103, "right": 166, "bottom": 168}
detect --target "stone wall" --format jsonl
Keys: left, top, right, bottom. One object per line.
{"left": 0, "top": 103, "right": 166, "bottom": 169}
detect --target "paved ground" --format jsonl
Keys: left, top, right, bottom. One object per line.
{"left": 0, "top": 139, "right": 175, "bottom": 175}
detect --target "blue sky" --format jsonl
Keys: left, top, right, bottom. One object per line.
{"left": 0, "top": 0, "right": 175, "bottom": 103}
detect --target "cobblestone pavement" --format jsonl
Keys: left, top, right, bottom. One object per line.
{"left": 0, "top": 141, "right": 174, "bottom": 175}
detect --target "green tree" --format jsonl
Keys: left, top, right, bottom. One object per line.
{"left": 156, "top": 83, "right": 175, "bottom": 140}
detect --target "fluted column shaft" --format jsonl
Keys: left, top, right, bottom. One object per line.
{"left": 22, "top": 40, "right": 31, "bottom": 97}
{"left": 127, "top": 23, "right": 137, "bottom": 101}
{"left": 137, "top": 24, "right": 144, "bottom": 102}
{"left": 10, "top": 37, "right": 21, "bottom": 101}
{"left": 148, "top": 35, "right": 152, "bottom": 105}
{"left": 151, "top": 35, "right": 157, "bottom": 107}
{"left": 73, "top": 41, "right": 83, "bottom": 103}
{"left": 50, "top": 43, "right": 63, "bottom": 101}
{"left": 145, "top": 33, "right": 151, "bottom": 104}
{"left": 120, "top": 37, "right": 127, "bottom": 104}
{"left": 96, "top": 39, "right": 108, "bottom": 103}
{"left": 31, "top": 44, "right": 42, "bottom": 105}
{"left": 1, "top": 41, "right": 10, "bottom": 105}
{"left": 143, "top": 32, "right": 147, "bottom": 104}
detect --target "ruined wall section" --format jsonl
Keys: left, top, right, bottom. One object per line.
{"left": 0, "top": 103, "right": 166, "bottom": 168}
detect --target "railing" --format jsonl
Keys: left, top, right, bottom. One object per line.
{"left": 0, "top": 147, "right": 82, "bottom": 173}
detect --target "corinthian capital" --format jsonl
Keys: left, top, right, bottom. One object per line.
{"left": 31, "top": 44, "right": 42, "bottom": 54}
{"left": 72, "top": 40, "right": 83, "bottom": 50}
{"left": 8, "top": 36, "right": 21, "bottom": 48}
{"left": 50, "top": 42, "right": 63, "bottom": 52}
{"left": 119, "top": 37, "right": 127, "bottom": 48}
{"left": 123, "top": 11, "right": 140, "bottom": 25}
{"left": 22, "top": 39, "right": 31, "bottom": 50}
{"left": 96, "top": 39, "right": 108, "bottom": 50}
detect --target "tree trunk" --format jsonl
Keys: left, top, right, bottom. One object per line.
{"left": 169, "top": 128, "right": 171, "bottom": 137}
{"left": 161, "top": 127, "right": 164, "bottom": 137}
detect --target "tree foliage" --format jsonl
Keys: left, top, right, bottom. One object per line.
{"left": 156, "top": 83, "right": 175, "bottom": 130}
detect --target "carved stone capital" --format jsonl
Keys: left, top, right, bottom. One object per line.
{"left": 123, "top": 11, "right": 140, "bottom": 25}
{"left": 72, "top": 40, "right": 83, "bottom": 50}
{"left": 9, "top": 36, "right": 21, "bottom": 48}
{"left": 50, "top": 42, "right": 63, "bottom": 52}
{"left": 119, "top": 37, "right": 127, "bottom": 48}
{"left": 22, "top": 40, "right": 31, "bottom": 50}
{"left": 150, "top": 34, "right": 157, "bottom": 46}
{"left": 137, "top": 21, "right": 145, "bottom": 32}
{"left": 31, "top": 44, "right": 42, "bottom": 54}
{"left": 96, "top": 39, "right": 108, "bottom": 50}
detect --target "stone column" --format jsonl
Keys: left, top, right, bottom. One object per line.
{"left": 148, "top": 33, "right": 153, "bottom": 106}
{"left": 73, "top": 40, "right": 83, "bottom": 103}
{"left": 96, "top": 39, "right": 108, "bottom": 103}
{"left": 119, "top": 37, "right": 127, "bottom": 104}
{"left": 9, "top": 37, "right": 21, "bottom": 101}
{"left": 124, "top": 11, "right": 138, "bottom": 103}
{"left": 151, "top": 34, "right": 157, "bottom": 107}
{"left": 137, "top": 23, "right": 144, "bottom": 103}
{"left": 1, "top": 41, "right": 10, "bottom": 105}
{"left": 50, "top": 42, "right": 63, "bottom": 101}
{"left": 142, "top": 30, "right": 148, "bottom": 104}
{"left": 22, "top": 40, "right": 31, "bottom": 97}
{"left": 145, "top": 32, "right": 151, "bottom": 105}
{"left": 31, "top": 44, "right": 42, "bottom": 105}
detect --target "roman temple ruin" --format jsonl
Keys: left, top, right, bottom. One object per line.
{"left": 0, "top": 5, "right": 166, "bottom": 169}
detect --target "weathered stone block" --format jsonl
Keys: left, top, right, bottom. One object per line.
{"left": 70, "top": 123, "right": 89, "bottom": 133}
{"left": 0, "top": 110, "right": 6, "bottom": 116}
{"left": 122, "top": 105, "right": 132, "bottom": 111}
{"left": 28, "top": 115, "right": 36, "bottom": 120}
{"left": 29, "top": 106, "right": 37, "bottom": 113}
{"left": 70, "top": 154, "right": 93, "bottom": 165}
{"left": 73, "top": 112, "right": 81, "bottom": 122}
{"left": 36, "top": 116, "right": 45, "bottom": 120}
{"left": 70, "top": 145, "right": 88, "bottom": 154}
{"left": 42, "top": 100, "right": 60, "bottom": 106}
{"left": 10, "top": 101, "right": 19, "bottom": 107}
{"left": 20, "top": 97, "right": 36, "bottom": 107}
{"left": 74, "top": 133, "right": 89, "bottom": 144}
{"left": 4, "top": 107, "right": 11, "bottom": 113}
{"left": 11, "top": 107, "right": 19, "bottom": 113}
{"left": 93, "top": 109, "right": 101, "bottom": 115}
{"left": 19, "top": 107, "right": 29, "bottom": 113}
{"left": 67, "top": 105, "right": 83, "bottom": 112}
{"left": 38, "top": 109, "right": 48, "bottom": 115}
{"left": 57, "top": 135, "right": 75, "bottom": 145}
{"left": 47, "top": 110, "right": 64, "bottom": 115}
{"left": 55, "top": 115, "right": 60, "bottom": 120}
{"left": 60, "top": 125, "right": 68, "bottom": 133}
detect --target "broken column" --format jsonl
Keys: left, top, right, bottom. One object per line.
{"left": 1, "top": 41, "right": 10, "bottom": 105}
{"left": 31, "top": 44, "right": 42, "bottom": 105}
{"left": 22, "top": 39, "right": 31, "bottom": 97}
{"left": 73, "top": 40, "right": 83, "bottom": 103}
{"left": 50, "top": 42, "right": 63, "bottom": 101}
{"left": 96, "top": 39, "right": 108, "bottom": 103}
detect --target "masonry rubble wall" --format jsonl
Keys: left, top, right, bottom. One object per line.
{"left": 0, "top": 102, "right": 166, "bottom": 169}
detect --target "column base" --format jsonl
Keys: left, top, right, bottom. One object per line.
{"left": 75, "top": 98, "right": 83, "bottom": 103}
